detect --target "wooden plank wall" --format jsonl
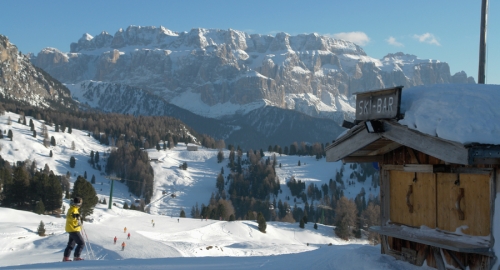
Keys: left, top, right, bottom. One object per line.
{"left": 389, "top": 171, "right": 436, "bottom": 228}
{"left": 436, "top": 173, "right": 491, "bottom": 236}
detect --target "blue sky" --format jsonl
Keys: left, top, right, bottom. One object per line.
{"left": 1, "top": 0, "right": 498, "bottom": 84}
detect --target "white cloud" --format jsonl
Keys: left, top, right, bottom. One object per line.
{"left": 413, "top": 33, "right": 441, "bottom": 46}
{"left": 329, "top": 31, "right": 370, "bottom": 46}
{"left": 386, "top": 36, "right": 404, "bottom": 47}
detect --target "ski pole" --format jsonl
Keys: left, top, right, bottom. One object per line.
{"left": 81, "top": 225, "right": 96, "bottom": 260}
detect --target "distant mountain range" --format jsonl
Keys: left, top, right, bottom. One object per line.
{"left": 1, "top": 26, "right": 475, "bottom": 149}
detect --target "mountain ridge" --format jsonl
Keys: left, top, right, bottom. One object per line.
{"left": 31, "top": 25, "right": 474, "bottom": 124}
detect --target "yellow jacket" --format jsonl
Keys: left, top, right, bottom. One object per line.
{"left": 65, "top": 205, "right": 82, "bottom": 232}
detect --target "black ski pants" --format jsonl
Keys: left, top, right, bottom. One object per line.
{"left": 64, "top": 231, "right": 85, "bottom": 258}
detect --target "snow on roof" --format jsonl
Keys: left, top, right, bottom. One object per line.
{"left": 398, "top": 83, "right": 500, "bottom": 145}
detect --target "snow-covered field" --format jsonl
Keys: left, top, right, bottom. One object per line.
{"left": 0, "top": 206, "right": 428, "bottom": 270}
{"left": 0, "top": 111, "right": 426, "bottom": 269}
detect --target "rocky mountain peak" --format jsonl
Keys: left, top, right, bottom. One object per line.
{"left": 0, "top": 35, "right": 78, "bottom": 110}
{"left": 31, "top": 26, "right": 475, "bottom": 124}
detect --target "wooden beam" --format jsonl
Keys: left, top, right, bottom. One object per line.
{"left": 382, "top": 164, "right": 404, "bottom": 171}
{"left": 342, "top": 155, "right": 384, "bottom": 163}
{"left": 382, "top": 121, "right": 469, "bottom": 165}
{"left": 367, "top": 141, "right": 402, "bottom": 156}
{"left": 450, "top": 167, "right": 493, "bottom": 175}
{"left": 407, "top": 148, "right": 420, "bottom": 164}
{"left": 380, "top": 168, "right": 391, "bottom": 225}
{"left": 403, "top": 164, "right": 433, "bottom": 173}
{"left": 326, "top": 126, "right": 381, "bottom": 162}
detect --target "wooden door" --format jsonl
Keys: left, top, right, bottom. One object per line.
{"left": 390, "top": 171, "right": 436, "bottom": 228}
{"left": 436, "top": 173, "right": 490, "bottom": 236}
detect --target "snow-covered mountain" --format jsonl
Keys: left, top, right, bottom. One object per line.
{"left": 31, "top": 26, "right": 474, "bottom": 123}
{"left": 0, "top": 35, "right": 78, "bottom": 110}
{"left": 66, "top": 81, "right": 345, "bottom": 149}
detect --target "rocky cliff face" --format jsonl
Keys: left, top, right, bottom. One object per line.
{"left": 31, "top": 26, "right": 474, "bottom": 124}
{"left": 0, "top": 35, "right": 77, "bottom": 110}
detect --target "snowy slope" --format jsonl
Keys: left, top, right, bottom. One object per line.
{"left": 0, "top": 207, "right": 428, "bottom": 270}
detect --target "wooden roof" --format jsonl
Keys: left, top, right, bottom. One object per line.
{"left": 326, "top": 120, "right": 500, "bottom": 165}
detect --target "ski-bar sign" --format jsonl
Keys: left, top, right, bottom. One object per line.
{"left": 355, "top": 86, "right": 402, "bottom": 121}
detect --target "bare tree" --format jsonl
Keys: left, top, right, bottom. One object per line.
{"left": 334, "top": 197, "right": 358, "bottom": 240}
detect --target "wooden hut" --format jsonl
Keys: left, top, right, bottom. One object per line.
{"left": 325, "top": 85, "right": 500, "bottom": 269}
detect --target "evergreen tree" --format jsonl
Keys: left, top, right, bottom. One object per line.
{"left": 130, "top": 203, "right": 136, "bottom": 210}
{"left": 217, "top": 150, "right": 224, "bottom": 163}
{"left": 257, "top": 212, "right": 267, "bottom": 233}
{"left": 69, "top": 156, "right": 76, "bottom": 168}
{"left": 44, "top": 174, "right": 62, "bottom": 211}
{"left": 102, "top": 198, "right": 107, "bottom": 205}
{"left": 84, "top": 171, "right": 87, "bottom": 179}
{"left": 299, "top": 217, "right": 305, "bottom": 228}
{"left": 37, "top": 221, "right": 46, "bottom": 236}
{"left": 246, "top": 210, "right": 255, "bottom": 220}
{"left": 314, "top": 222, "right": 318, "bottom": 230}
{"left": 71, "top": 141, "right": 75, "bottom": 150}
{"left": 216, "top": 173, "right": 224, "bottom": 193}
{"left": 156, "top": 143, "right": 161, "bottom": 151}
{"left": 123, "top": 202, "right": 129, "bottom": 209}
{"left": 67, "top": 126, "right": 72, "bottom": 134}
{"left": 91, "top": 175, "right": 96, "bottom": 184}
{"left": 94, "top": 151, "right": 99, "bottom": 164}
{"left": 72, "top": 176, "right": 98, "bottom": 218}
{"left": 90, "top": 151, "right": 94, "bottom": 165}
{"left": 29, "top": 119, "right": 34, "bottom": 131}
{"left": 229, "top": 214, "right": 235, "bottom": 221}
{"left": 9, "top": 166, "right": 30, "bottom": 208}
{"left": 49, "top": 150, "right": 53, "bottom": 157}
{"left": 180, "top": 209, "right": 186, "bottom": 217}
{"left": 55, "top": 124, "right": 59, "bottom": 132}
{"left": 33, "top": 130, "right": 37, "bottom": 138}
{"left": 50, "top": 136, "right": 56, "bottom": 146}
{"left": 35, "top": 200, "right": 45, "bottom": 215}
{"left": 7, "top": 129, "right": 13, "bottom": 141}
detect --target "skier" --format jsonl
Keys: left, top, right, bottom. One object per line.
{"left": 121, "top": 241, "right": 126, "bottom": 251}
{"left": 114, "top": 236, "right": 117, "bottom": 244}
{"left": 124, "top": 227, "right": 127, "bottom": 233}
{"left": 63, "top": 197, "right": 85, "bottom": 262}
{"left": 127, "top": 233, "right": 130, "bottom": 239}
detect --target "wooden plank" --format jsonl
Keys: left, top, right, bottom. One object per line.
{"left": 403, "top": 164, "right": 433, "bottom": 173}
{"left": 389, "top": 170, "right": 411, "bottom": 225}
{"left": 382, "top": 164, "right": 404, "bottom": 171}
{"left": 326, "top": 126, "right": 381, "bottom": 162}
{"left": 451, "top": 167, "right": 493, "bottom": 175}
{"left": 432, "top": 247, "right": 446, "bottom": 270}
{"left": 382, "top": 121, "right": 469, "bottom": 165}
{"left": 407, "top": 148, "right": 420, "bottom": 164}
{"left": 342, "top": 155, "right": 384, "bottom": 163}
{"left": 370, "top": 225, "right": 492, "bottom": 255}
{"left": 436, "top": 173, "right": 490, "bottom": 236}
{"left": 413, "top": 172, "right": 437, "bottom": 228}
{"left": 381, "top": 169, "right": 391, "bottom": 225}
{"left": 389, "top": 171, "right": 436, "bottom": 228}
